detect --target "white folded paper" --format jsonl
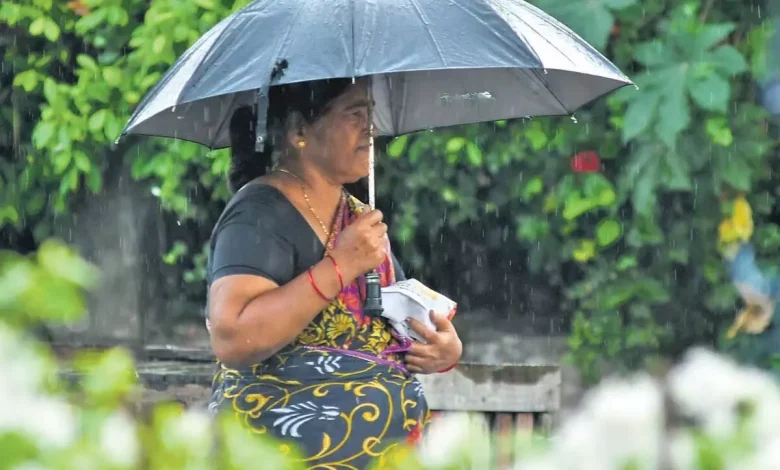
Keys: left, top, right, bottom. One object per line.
{"left": 380, "top": 279, "right": 457, "bottom": 343}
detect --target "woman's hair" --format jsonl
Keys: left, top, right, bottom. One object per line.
{"left": 227, "top": 78, "right": 354, "bottom": 192}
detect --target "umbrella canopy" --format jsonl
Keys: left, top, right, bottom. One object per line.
{"left": 120, "top": 0, "right": 632, "bottom": 149}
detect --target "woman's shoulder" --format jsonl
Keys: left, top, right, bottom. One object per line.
{"left": 216, "top": 182, "right": 292, "bottom": 229}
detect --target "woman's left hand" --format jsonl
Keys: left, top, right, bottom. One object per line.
{"left": 405, "top": 311, "right": 462, "bottom": 374}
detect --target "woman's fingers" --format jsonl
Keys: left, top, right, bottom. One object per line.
{"left": 430, "top": 310, "right": 455, "bottom": 332}
{"left": 404, "top": 354, "right": 430, "bottom": 372}
{"left": 407, "top": 318, "right": 439, "bottom": 344}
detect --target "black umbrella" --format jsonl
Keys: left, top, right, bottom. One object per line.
{"left": 120, "top": 0, "right": 633, "bottom": 315}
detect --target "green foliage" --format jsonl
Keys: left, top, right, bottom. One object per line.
{"left": 1, "top": 0, "right": 778, "bottom": 382}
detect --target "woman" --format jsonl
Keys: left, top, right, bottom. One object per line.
{"left": 206, "top": 78, "right": 462, "bottom": 468}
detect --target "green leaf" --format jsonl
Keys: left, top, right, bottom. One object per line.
{"left": 533, "top": 0, "right": 636, "bottom": 51}
{"left": 103, "top": 112, "right": 122, "bottom": 141}
{"left": 73, "top": 348, "right": 137, "bottom": 404}
{"left": 88, "top": 110, "right": 107, "bottom": 132}
{"left": 709, "top": 46, "right": 748, "bottom": 76}
{"left": 32, "top": 122, "right": 55, "bottom": 149}
{"left": 633, "top": 41, "right": 668, "bottom": 67}
{"left": 42, "top": 18, "right": 60, "bottom": 41}
{"left": 694, "top": 23, "right": 735, "bottom": 51}
{"left": 719, "top": 156, "right": 752, "bottom": 191}
{"left": 466, "top": 142, "right": 483, "bottom": 166}
{"left": 28, "top": 17, "right": 46, "bottom": 36}
{"left": 52, "top": 152, "right": 72, "bottom": 175}
{"left": 654, "top": 78, "right": 689, "bottom": 147}
{"left": 86, "top": 168, "right": 103, "bottom": 193}
{"left": 76, "top": 54, "right": 99, "bottom": 72}
{"left": 74, "top": 8, "right": 108, "bottom": 33}
{"left": 37, "top": 239, "right": 99, "bottom": 288}
{"left": 152, "top": 35, "right": 167, "bottom": 55}
{"left": 660, "top": 152, "right": 692, "bottom": 191}
{"left": 194, "top": 0, "right": 218, "bottom": 9}
{"left": 25, "top": 191, "right": 46, "bottom": 216}
{"left": 616, "top": 255, "right": 638, "bottom": 271}
{"left": 43, "top": 78, "right": 57, "bottom": 103}
{"left": 525, "top": 123, "right": 548, "bottom": 150}
{"left": 622, "top": 91, "right": 660, "bottom": 142}
{"left": 74, "top": 151, "right": 91, "bottom": 173}
{"left": 705, "top": 117, "right": 733, "bottom": 147}
{"left": 596, "top": 219, "right": 622, "bottom": 246}
{"left": 12, "top": 70, "right": 39, "bottom": 92}
{"left": 446, "top": 137, "right": 467, "bottom": 153}
{"left": 572, "top": 239, "right": 597, "bottom": 263}
{"left": 522, "top": 177, "right": 544, "bottom": 200}
{"left": 688, "top": 75, "right": 730, "bottom": 112}
{"left": 386, "top": 135, "right": 408, "bottom": 158}
{"left": 0, "top": 205, "right": 19, "bottom": 225}
{"left": 620, "top": 145, "right": 660, "bottom": 216}
{"left": 562, "top": 191, "right": 595, "bottom": 220}
{"left": 102, "top": 67, "right": 122, "bottom": 87}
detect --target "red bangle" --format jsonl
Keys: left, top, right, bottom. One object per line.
{"left": 438, "top": 363, "right": 457, "bottom": 374}
{"left": 308, "top": 268, "right": 330, "bottom": 302}
{"left": 325, "top": 254, "right": 344, "bottom": 291}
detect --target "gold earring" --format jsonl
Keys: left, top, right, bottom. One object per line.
{"left": 297, "top": 140, "right": 307, "bottom": 148}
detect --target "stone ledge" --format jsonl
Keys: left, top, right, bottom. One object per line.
{"left": 61, "top": 359, "right": 560, "bottom": 413}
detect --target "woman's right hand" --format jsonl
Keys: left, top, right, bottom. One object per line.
{"left": 331, "top": 209, "right": 388, "bottom": 280}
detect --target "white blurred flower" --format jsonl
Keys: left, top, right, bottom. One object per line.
{"left": 0, "top": 325, "right": 74, "bottom": 449}
{"left": 551, "top": 375, "right": 663, "bottom": 470}
{"left": 0, "top": 326, "right": 46, "bottom": 397}
{"left": 667, "top": 430, "right": 696, "bottom": 470}
{"left": 100, "top": 411, "right": 140, "bottom": 468}
{"left": 0, "top": 395, "right": 76, "bottom": 448}
{"left": 417, "top": 412, "right": 492, "bottom": 468}
{"left": 668, "top": 348, "right": 780, "bottom": 438}
{"left": 736, "top": 436, "right": 780, "bottom": 470}
{"left": 165, "top": 409, "right": 213, "bottom": 458}
{"left": 513, "top": 455, "right": 557, "bottom": 470}
{"left": 11, "top": 463, "right": 48, "bottom": 470}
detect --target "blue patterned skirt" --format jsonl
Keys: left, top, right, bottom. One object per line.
{"left": 208, "top": 346, "right": 430, "bottom": 469}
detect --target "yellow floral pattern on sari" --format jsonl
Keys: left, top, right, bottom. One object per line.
{"left": 209, "top": 195, "right": 430, "bottom": 469}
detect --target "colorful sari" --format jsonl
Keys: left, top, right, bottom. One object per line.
{"left": 208, "top": 194, "right": 431, "bottom": 469}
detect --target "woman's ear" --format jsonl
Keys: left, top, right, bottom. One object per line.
{"left": 285, "top": 112, "right": 307, "bottom": 149}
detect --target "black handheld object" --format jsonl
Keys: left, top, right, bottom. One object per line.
{"left": 363, "top": 270, "right": 383, "bottom": 317}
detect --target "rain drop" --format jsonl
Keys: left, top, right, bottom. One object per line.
{"left": 570, "top": 115, "right": 578, "bottom": 124}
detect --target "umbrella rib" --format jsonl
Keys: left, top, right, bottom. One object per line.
{"left": 350, "top": 0, "right": 356, "bottom": 76}
{"left": 407, "top": 0, "right": 448, "bottom": 67}
{"left": 450, "top": 0, "right": 541, "bottom": 67}
{"left": 494, "top": 1, "right": 577, "bottom": 68}
{"left": 206, "top": 92, "right": 240, "bottom": 151}
{"left": 527, "top": 68, "right": 571, "bottom": 115}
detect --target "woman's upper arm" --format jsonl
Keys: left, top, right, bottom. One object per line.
{"left": 208, "top": 198, "right": 295, "bottom": 328}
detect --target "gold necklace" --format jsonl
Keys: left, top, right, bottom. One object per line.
{"left": 276, "top": 168, "right": 336, "bottom": 238}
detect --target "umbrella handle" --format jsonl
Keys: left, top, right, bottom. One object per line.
{"left": 363, "top": 270, "right": 384, "bottom": 317}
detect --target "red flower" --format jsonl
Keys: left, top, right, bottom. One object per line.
{"left": 406, "top": 424, "right": 423, "bottom": 446}
{"left": 570, "top": 151, "right": 601, "bottom": 173}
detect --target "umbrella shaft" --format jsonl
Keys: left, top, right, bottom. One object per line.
{"left": 368, "top": 136, "right": 376, "bottom": 209}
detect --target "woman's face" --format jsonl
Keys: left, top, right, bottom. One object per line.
{"left": 302, "top": 81, "right": 372, "bottom": 183}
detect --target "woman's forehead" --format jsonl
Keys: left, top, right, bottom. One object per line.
{"left": 333, "top": 82, "right": 370, "bottom": 108}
